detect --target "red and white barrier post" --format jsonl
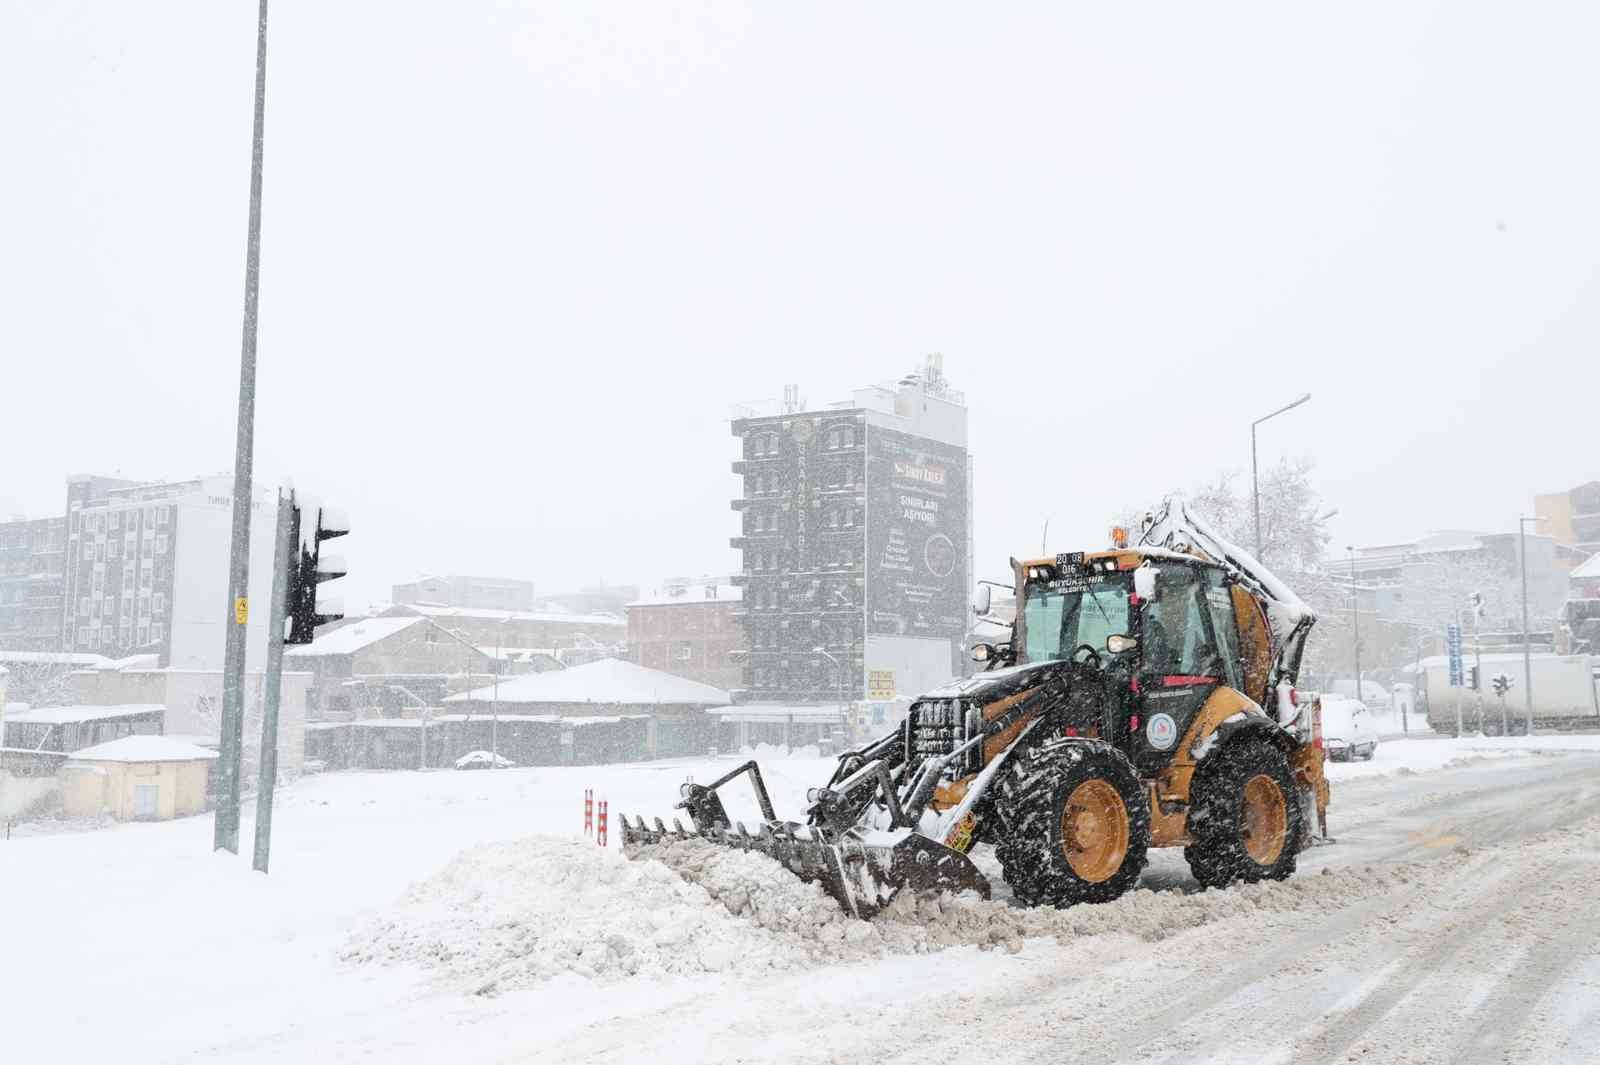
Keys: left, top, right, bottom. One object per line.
{"left": 584, "top": 788, "right": 593, "bottom": 836}
{"left": 597, "top": 800, "right": 608, "bottom": 847}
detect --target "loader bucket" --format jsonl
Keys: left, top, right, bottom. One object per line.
{"left": 620, "top": 814, "right": 991, "bottom": 920}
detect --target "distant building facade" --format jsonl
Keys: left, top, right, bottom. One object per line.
{"left": 380, "top": 603, "right": 625, "bottom": 664}
{"left": 729, "top": 356, "right": 972, "bottom": 707}
{"left": 0, "top": 515, "right": 67, "bottom": 649}
{"left": 58, "top": 473, "right": 279, "bottom": 670}
{"left": 391, "top": 574, "right": 535, "bottom": 613}
{"left": 627, "top": 579, "right": 745, "bottom": 690}
{"left": 1535, "top": 480, "right": 1600, "bottom": 557}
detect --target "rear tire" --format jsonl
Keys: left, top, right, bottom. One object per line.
{"left": 1185, "top": 738, "right": 1303, "bottom": 889}
{"left": 992, "top": 739, "right": 1151, "bottom": 906}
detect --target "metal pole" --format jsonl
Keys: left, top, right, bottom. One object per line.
{"left": 252, "top": 490, "right": 293, "bottom": 873}
{"left": 492, "top": 622, "right": 500, "bottom": 768}
{"left": 216, "top": 0, "right": 270, "bottom": 854}
{"left": 1520, "top": 517, "right": 1535, "bottom": 735}
{"left": 1348, "top": 548, "right": 1361, "bottom": 703}
{"left": 1472, "top": 606, "right": 1486, "bottom": 734}
{"left": 1250, "top": 393, "right": 1311, "bottom": 559}
{"left": 1, "top": 668, "right": 9, "bottom": 838}
{"left": 1252, "top": 424, "right": 1261, "bottom": 556}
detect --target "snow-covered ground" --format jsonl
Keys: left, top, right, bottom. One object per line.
{"left": 4, "top": 737, "right": 1599, "bottom": 1064}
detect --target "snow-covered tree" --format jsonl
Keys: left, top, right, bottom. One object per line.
{"left": 3, "top": 660, "right": 77, "bottom": 709}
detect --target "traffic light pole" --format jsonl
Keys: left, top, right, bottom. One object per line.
{"left": 252, "top": 490, "right": 294, "bottom": 873}
{"left": 216, "top": 0, "right": 271, "bottom": 854}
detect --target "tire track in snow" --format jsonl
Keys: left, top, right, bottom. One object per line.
{"left": 1453, "top": 853, "right": 1600, "bottom": 1065}
{"left": 1282, "top": 858, "right": 1590, "bottom": 1065}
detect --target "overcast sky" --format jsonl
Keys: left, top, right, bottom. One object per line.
{"left": 5, "top": 2, "right": 1596, "bottom": 612}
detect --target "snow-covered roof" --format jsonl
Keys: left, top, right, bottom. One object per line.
{"left": 394, "top": 604, "right": 625, "bottom": 627}
{"left": 0, "top": 650, "right": 113, "bottom": 668}
{"left": 443, "top": 657, "right": 731, "bottom": 706}
{"left": 1572, "top": 552, "right": 1600, "bottom": 581}
{"left": 627, "top": 584, "right": 743, "bottom": 608}
{"left": 707, "top": 703, "right": 846, "bottom": 723}
{"left": 68, "top": 735, "right": 219, "bottom": 763}
{"left": 285, "top": 616, "right": 425, "bottom": 657}
{"left": 4, "top": 704, "right": 165, "bottom": 725}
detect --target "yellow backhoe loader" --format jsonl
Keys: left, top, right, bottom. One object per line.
{"left": 622, "top": 499, "right": 1331, "bottom": 916}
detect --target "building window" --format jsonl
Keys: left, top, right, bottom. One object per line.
{"left": 153, "top": 593, "right": 166, "bottom": 616}
{"left": 103, "top": 595, "right": 115, "bottom": 615}
{"left": 155, "top": 534, "right": 168, "bottom": 554}
{"left": 79, "top": 597, "right": 91, "bottom": 616}
{"left": 137, "top": 623, "right": 149, "bottom": 645}
{"left": 157, "top": 507, "right": 170, "bottom": 527}
{"left": 108, "top": 539, "right": 120, "bottom": 560}
{"left": 109, "top": 510, "right": 120, "bottom": 530}
{"left": 123, "top": 570, "right": 134, "bottom": 593}
{"left": 139, "top": 597, "right": 151, "bottom": 618}
{"left": 86, "top": 627, "right": 99, "bottom": 648}
{"left": 151, "top": 622, "right": 165, "bottom": 642}
{"left": 94, "top": 542, "right": 105, "bottom": 562}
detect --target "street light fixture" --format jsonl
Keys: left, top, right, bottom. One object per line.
{"left": 1518, "top": 515, "right": 1547, "bottom": 735}
{"left": 1252, "top": 393, "right": 1312, "bottom": 558}
{"left": 1347, "top": 546, "right": 1361, "bottom": 703}
{"left": 813, "top": 646, "right": 845, "bottom": 745}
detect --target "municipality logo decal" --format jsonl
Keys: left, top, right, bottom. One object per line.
{"left": 1145, "top": 712, "right": 1178, "bottom": 750}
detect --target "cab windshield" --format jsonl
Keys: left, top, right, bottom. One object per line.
{"left": 1022, "top": 574, "right": 1132, "bottom": 662}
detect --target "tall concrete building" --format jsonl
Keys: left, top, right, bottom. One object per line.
{"left": 0, "top": 515, "right": 68, "bottom": 649}
{"left": 729, "top": 355, "right": 972, "bottom": 708}
{"left": 62, "top": 473, "right": 279, "bottom": 669}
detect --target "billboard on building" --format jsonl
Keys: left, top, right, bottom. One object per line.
{"left": 865, "top": 425, "right": 969, "bottom": 643}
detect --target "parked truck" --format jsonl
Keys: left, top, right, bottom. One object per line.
{"left": 1416, "top": 652, "right": 1600, "bottom": 734}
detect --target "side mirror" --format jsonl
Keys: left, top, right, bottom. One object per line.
{"left": 1133, "top": 565, "right": 1157, "bottom": 600}
{"left": 1106, "top": 634, "right": 1138, "bottom": 654}
{"left": 971, "top": 642, "right": 994, "bottom": 663}
{"left": 973, "top": 585, "right": 992, "bottom": 617}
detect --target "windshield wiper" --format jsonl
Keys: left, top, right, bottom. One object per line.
{"left": 1084, "top": 585, "right": 1115, "bottom": 629}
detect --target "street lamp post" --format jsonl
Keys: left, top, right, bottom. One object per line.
{"left": 492, "top": 616, "right": 511, "bottom": 768}
{"left": 1519, "top": 516, "right": 1545, "bottom": 735}
{"left": 1347, "top": 546, "right": 1361, "bottom": 703}
{"left": 214, "top": 0, "right": 272, "bottom": 855}
{"left": 1251, "top": 393, "right": 1311, "bottom": 558}
{"left": 813, "top": 646, "right": 844, "bottom": 748}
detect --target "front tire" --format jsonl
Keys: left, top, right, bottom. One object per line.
{"left": 1185, "top": 738, "right": 1303, "bottom": 889}
{"left": 992, "top": 739, "right": 1151, "bottom": 906}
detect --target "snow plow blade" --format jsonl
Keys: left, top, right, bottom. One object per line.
{"left": 619, "top": 813, "right": 989, "bottom": 920}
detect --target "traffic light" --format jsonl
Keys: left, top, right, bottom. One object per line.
{"left": 1466, "top": 665, "right": 1480, "bottom": 691}
{"left": 286, "top": 501, "right": 349, "bottom": 645}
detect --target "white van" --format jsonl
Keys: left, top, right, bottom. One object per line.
{"left": 1320, "top": 698, "right": 1379, "bottom": 761}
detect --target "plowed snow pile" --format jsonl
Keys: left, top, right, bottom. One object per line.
{"left": 342, "top": 835, "right": 1418, "bottom": 995}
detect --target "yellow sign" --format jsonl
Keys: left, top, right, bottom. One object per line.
{"left": 234, "top": 597, "right": 249, "bottom": 624}
{"left": 867, "top": 669, "right": 895, "bottom": 701}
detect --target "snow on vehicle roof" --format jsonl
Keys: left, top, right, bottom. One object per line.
{"left": 284, "top": 616, "right": 425, "bottom": 657}
{"left": 443, "top": 657, "right": 731, "bottom": 706}
{"left": 1572, "top": 552, "right": 1600, "bottom": 581}
{"left": 3, "top": 703, "right": 165, "bottom": 725}
{"left": 68, "top": 735, "right": 219, "bottom": 763}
